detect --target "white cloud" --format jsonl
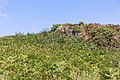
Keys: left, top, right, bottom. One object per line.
{"left": 0, "top": 13, "right": 10, "bottom": 18}
{"left": 0, "top": 0, "right": 8, "bottom": 8}
{"left": 0, "top": 0, "right": 9, "bottom": 18}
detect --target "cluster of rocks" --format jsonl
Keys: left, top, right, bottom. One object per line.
{"left": 55, "top": 23, "right": 82, "bottom": 36}
{"left": 54, "top": 23, "right": 120, "bottom": 40}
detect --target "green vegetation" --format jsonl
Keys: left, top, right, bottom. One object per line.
{"left": 0, "top": 22, "right": 120, "bottom": 80}
{"left": 73, "top": 26, "right": 81, "bottom": 33}
{"left": 88, "top": 27, "right": 119, "bottom": 48}
{"left": 51, "top": 24, "right": 61, "bottom": 32}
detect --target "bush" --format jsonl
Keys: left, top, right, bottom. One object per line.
{"left": 87, "top": 27, "right": 117, "bottom": 47}
{"left": 51, "top": 24, "right": 61, "bottom": 31}
{"left": 73, "top": 26, "right": 81, "bottom": 33}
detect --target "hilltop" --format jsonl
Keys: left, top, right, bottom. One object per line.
{"left": 52, "top": 22, "right": 120, "bottom": 48}
{"left": 0, "top": 22, "right": 120, "bottom": 80}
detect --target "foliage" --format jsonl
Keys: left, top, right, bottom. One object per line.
{"left": 79, "top": 21, "right": 84, "bottom": 25}
{"left": 88, "top": 27, "right": 120, "bottom": 48}
{"left": 51, "top": 24, "right": 61, "bottom": 31}
{"left": 73, "top": 26, "right": 81, "bottom": 33}
{"left": 0, "top": 23, "right": 120, "bottom": 80}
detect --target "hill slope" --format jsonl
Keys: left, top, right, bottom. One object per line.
{"left": 0, "top": 23, "right": 120, "bottom": 80}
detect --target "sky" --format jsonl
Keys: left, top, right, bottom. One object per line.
{"left": 0, "top": 0, "right": 120, "bottom": 36}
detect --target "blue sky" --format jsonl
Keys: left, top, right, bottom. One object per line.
{"left": 0, "top": 0, "right": 120, "bottom": 36}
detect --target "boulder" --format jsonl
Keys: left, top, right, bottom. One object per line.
{"left": 65, "top": 28, "right": 73, "bottom": 37}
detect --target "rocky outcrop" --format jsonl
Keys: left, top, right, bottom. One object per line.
{"left": 52, "top": 22, "right": 120, "bottom": 48}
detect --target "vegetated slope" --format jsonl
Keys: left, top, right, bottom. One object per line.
{"left": 0, "top": 23, "right": 120, "bottom": 80}
{"left": 52, "top": 22, "right": 120, "bottom": 48}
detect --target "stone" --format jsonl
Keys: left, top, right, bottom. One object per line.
{"left": 65, "top": 28, "right": 73, "bottom": 37}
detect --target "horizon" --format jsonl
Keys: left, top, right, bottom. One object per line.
{"left": 0, "top": 0, "right": 120, "bottom": 36}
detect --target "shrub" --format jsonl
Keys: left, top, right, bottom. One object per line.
{"left": 51, "top": 24, "right": 61, "bottom": 31}
{"left": 73, "top": 26, "right": 81, "bottom": 33}
{"left": 88, "top": 27, "right": 117, "bottom": 47}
